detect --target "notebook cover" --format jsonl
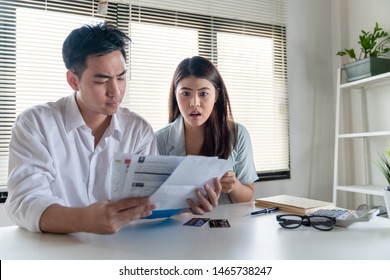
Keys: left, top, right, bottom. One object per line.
{"left": 255, "top": 194, "right": 333, "bottom": 215}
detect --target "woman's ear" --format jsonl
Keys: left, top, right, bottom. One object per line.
{"left": 66, "top": 70, "right": 79, "bottom": 92}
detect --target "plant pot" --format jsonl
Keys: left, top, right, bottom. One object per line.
{"left": 343, "top": 57, "right": 390, "bottom": 82}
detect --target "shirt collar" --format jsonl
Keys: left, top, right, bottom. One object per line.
{"left": 64, "top": 92, "right": 121, "bottom": 141}
{"left": 167, "top": 115, "right": 186, "bottom": 155}
{"left": 108, "top": 113, "right": 121, "bottom": 141}
{"left": 64, "top": 92, "right": 86, "bottom": 132}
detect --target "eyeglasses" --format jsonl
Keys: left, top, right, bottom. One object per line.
{"left": 276, "top": 214, "right": 336, "bottom": 231}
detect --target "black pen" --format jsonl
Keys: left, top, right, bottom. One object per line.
{"left": 250, "top": 207, "right": 279, "bottom": 216}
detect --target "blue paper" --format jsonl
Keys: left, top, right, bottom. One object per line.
{"left": 142, "top": 208, "right": 187, "bottom": 219}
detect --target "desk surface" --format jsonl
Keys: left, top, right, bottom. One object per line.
{"left": 1, "top": 202, "right": 390, "bottom": 260}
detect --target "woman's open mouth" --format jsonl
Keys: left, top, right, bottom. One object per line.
{"left": 190, "top": 111, "right": 201, "bottom": 118}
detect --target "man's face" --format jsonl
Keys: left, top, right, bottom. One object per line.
{"left": 68, "top": 50, "right": 127, "bottom": 119}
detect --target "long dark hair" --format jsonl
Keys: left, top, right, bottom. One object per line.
{"left": 168, "top": 56, "right": 237, "bottom": 159}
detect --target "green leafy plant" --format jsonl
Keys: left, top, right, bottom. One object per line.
{"left": 375, "top": 143, "right": 390, "bottom": 186}
{"left": 337, "top": 22, "right": 390, "bottom": 61}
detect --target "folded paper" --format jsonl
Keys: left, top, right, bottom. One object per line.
{"left": 112, "top": 154, "right": 233, "bottom": 212}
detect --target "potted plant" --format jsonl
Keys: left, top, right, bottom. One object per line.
{"left": 337, "top": 22, "right": 390, "bottom": 82}
{"left": 374, "top": 142, "right": 390, "bottom": 211}
{"left": 375, "top": 143, "right": 390, "bottom": 187}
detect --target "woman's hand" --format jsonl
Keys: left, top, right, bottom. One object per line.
{"left": 220, "top": 170, "right": 240, "bottom": 193}
{"left": 220, "top": 171, "right": 254, "bottom": 203}
{"left": 186, "top": 177, "right": 222, "bottom": 215}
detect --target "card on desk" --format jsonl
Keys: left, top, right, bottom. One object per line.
{"left": 183, "top": 218, "right": 210, "bottom": 227}
{"left": 209, "top": 219, "right": 230, "bottom": 228}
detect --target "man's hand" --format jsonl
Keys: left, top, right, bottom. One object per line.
{"left": 84, "top": 197, "right": 156, "bottom": 234}
{"left": 39, "top": 197, "right": 156, "bottom": 234}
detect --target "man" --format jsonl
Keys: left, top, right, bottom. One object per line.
{"left": 6, "top": 22, "right": 221, "bottom": 234}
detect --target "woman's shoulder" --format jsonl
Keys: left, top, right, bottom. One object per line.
{"left": 155, "top": 122, "right": 174, "bottom": 137}
{"left": 233, "top": 122, "right": 250, "bottom": 137}
{"left": 232, "top": 122, "right": 253, "bottom": 150}
{"left": 155, "top": 121, "right": 179, "bottom": 155}
{"left": 155, "top": 117, "right": 182, "bottom": 137}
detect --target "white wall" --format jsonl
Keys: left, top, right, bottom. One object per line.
{"left": 254, "top": 0, "right": 335, "bottom": 202}
{"left": 346, "top": 0, "right": 390, "bottom": 48}
{"left": 342, "top": 0, "right": 390, "bottom": 208}
{"left": 254, "top": 0, "right": 390, "bottom": 210}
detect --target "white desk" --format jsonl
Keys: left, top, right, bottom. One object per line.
{"left": 1, "top": 202, "right": 390, "bottom": 260}
{"left": 0, "top": 203, "right": 14, "bottom": 227}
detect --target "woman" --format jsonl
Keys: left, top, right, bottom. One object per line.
{"left": 156, "top": 56, "right": 258, "bottom": 205}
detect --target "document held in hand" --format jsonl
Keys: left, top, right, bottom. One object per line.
{"left": 111, "top": 154, "right": 234, "bottom": 211}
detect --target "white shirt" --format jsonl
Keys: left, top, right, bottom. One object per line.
{"left": 6, "top": 93, "right": 158, "bottom": 232}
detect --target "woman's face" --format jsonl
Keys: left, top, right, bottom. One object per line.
{"left": 175, "top": 75, "right": 217, "bottom": 129}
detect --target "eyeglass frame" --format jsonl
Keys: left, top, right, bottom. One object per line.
{"left": 276, "top": 214, "right": 336, "bottom": 231}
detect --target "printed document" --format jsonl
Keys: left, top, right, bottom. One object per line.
{"left": 111, "top": 154, "right": 233, "bottom": 210}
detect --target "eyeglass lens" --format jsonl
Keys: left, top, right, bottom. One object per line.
{"left": 277, "top": 215, "right": 335, "bottom": 231}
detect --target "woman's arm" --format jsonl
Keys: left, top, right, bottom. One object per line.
{"left": 220, "top": 171, "right": 254, "bottom": 203}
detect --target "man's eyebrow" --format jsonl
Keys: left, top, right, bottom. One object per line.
{"left": 118, "top": 69, "right": 127, "bottom": 76}
{"left": 93, "top": 69, "right": 127, "bottom": 79}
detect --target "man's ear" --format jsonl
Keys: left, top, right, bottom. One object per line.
{"left": 66, "top": 70, "right": 79, "bottom": 91}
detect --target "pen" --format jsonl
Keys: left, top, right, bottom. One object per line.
{"left": 250, "top": 207, "right": 279, "bottom": 216}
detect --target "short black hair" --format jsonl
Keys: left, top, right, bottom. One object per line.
{"left": 62, "top": 22, "right": 131, "bottom": 77}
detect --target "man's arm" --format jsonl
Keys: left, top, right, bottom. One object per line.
{"left": 40, "top": 197, "right": 156, "bottom": 234}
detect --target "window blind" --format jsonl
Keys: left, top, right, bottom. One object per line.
{"left": 0, "top": 0, "right": 288, "bottom": 191}
{"left": 0, "top": 0, "right": 130, "bottom": 191}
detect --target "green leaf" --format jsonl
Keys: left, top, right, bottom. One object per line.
{"left": 338, "top": 23, "right": 390, "bottom": 59}
{"left": 344, "top": 48, "right": 356, "bottom": 59}
{"left": 375, "top": 150, "right": 390, "bottom": 185}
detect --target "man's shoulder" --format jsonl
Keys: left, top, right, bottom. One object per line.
{"left": 17, "top": 95, "right": 69, "bottom": 120}
{"left": 117, "top": 107, "right": 147, "bottom": 122}
{"left": 116, "top": 107, "right": 154, "bottom": 131}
